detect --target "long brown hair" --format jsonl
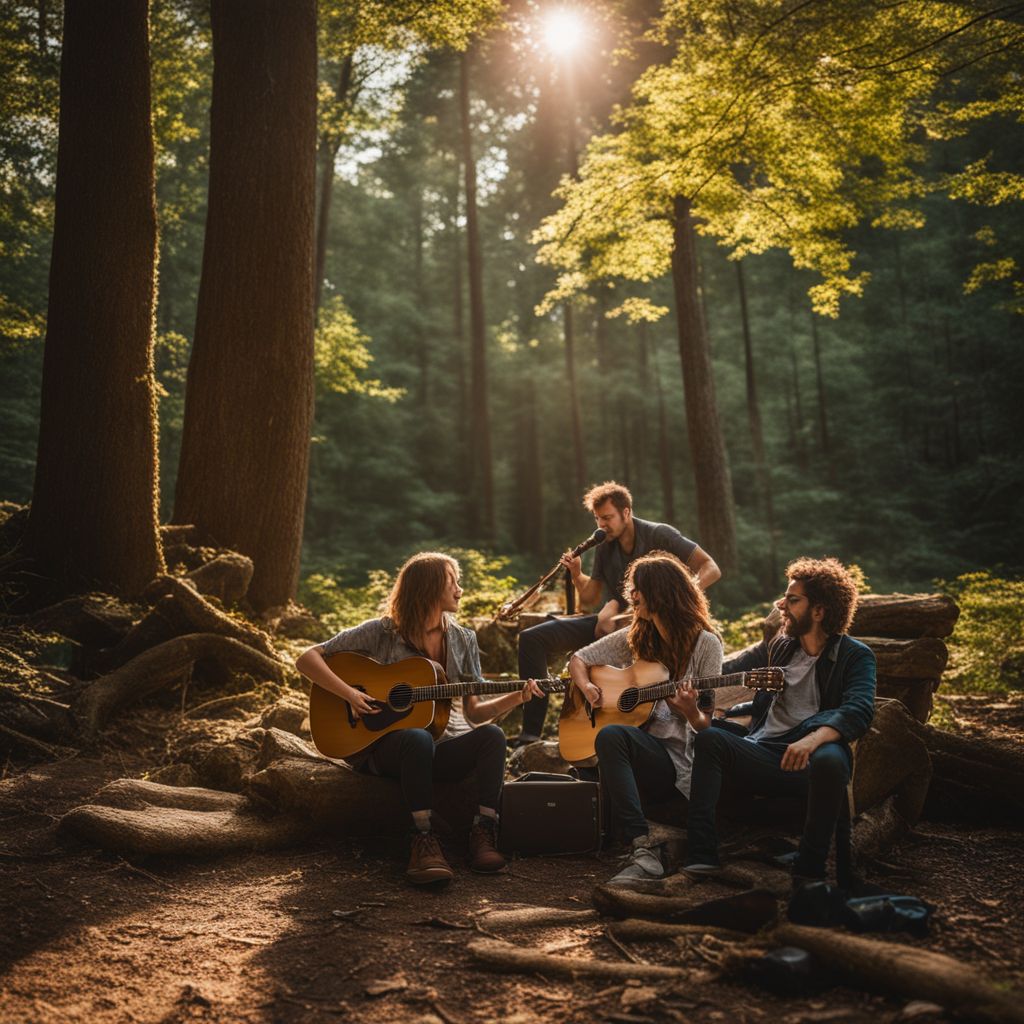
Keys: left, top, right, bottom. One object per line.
{"left": 625, "top": 552, "right": 715, "bottom": 677}
{"left": 386, "top": 551, "right": 459, "bottom": 650}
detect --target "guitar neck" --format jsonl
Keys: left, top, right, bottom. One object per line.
{"left": 635, "top": 671, "right": 760, "bottom": 706}
{"left": 409, "top": 677, "right": 569, "bottom": 702}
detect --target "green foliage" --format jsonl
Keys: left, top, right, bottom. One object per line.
{"left": 716, "top": 607, "right": 772, "bottom": 654}
{"left": 300, "top": 569, "right": 393, "bottom": 633}
{"left": 299, "top": 547, "right": 517, "bottom": 633}
{"left": 939, "top": 571, "right": 1024, "bottom": 693}
{"left": 535, "top": 0, "right": 1024, "bottom": 318}
{"left": 314, "top": 295, "right": 402, "bottom": 399}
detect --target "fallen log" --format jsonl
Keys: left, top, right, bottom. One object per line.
{"left": 592, "top": 885, "right": 778, "bottom": 934}
{"left": 74, "top": 633, "right": 287, "bottom": 738}
{"left": 852, "top": 699, "right": 932, "bottom": 823}
{"left": 246, "top": 755, "right": 478, "bottom": 833}
{"left": 875, "top": 677, "right": 938, "bottom": 723}
{"left": 862, "top": 637, "right": 949, "bottom": 678}
{"left": 61, "top": 802, "right": 311, "bottom": 857}
{"left": 467, "top": 936, "right": 688, "bottom": 981}
{"left": 773, "top": 923, "right": 1024, "bottom": 1024}
{"left": 850, "top": 593, "right": 960, "bottom": 639}
{"left": 90, "top": 778, "right": 249, "bottom": 811}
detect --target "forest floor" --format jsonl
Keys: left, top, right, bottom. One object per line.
{"left": 1, "top": 691, "right": 1022, "bottom": 1024}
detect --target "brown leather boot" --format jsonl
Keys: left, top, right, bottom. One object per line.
{"left": 468, "top": 817, "right": 506, "bottom": 874}
{"left": 406, "top": 831, "right": 454, "bottom": 885}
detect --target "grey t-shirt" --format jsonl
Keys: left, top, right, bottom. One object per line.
{"left": 746, "top": 646, "right": 821, "bottom": 743}
{"left": 591, "top": 517, "right": 698, "bottom": 608}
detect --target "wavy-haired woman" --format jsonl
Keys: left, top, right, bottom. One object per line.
{"left": 297, "top": 552, "right": 542, "bottom": 885}
{"left": 569, "top": 552, "right": 723, "bottom": 888}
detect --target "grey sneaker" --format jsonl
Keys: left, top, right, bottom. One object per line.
{"left": 608, "top": 836, "right": 666, "bottom": 889}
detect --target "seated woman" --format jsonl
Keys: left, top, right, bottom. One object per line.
{"left": 570, "top": 552, "right": 723, "bottom": 888}
{"left": 296, "top": 551, "right": 542, "bottom": 885}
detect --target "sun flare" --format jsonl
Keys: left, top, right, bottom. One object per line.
{"left": 541, "top": 8, "right": 587, "bottom": 57}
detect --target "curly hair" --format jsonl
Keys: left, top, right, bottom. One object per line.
{"left": 582, "top": 481, "right": 633, "bottom": 514}
{"left": 625, "top": 552, "right": 715, "bottom": 677}
{"left": 785, "top": 557, "right": 859, "bottom": 635}
{"left": 387, "top": 551, "right": 459, "bottom": 649}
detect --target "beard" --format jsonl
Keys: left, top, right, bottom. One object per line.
{"left": 782, "top": 608, "right": 814, "bottom": 637}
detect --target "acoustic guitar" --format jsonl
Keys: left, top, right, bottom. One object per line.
{"left": 558, "top": 660, "right": 784, "bottom": 762}
{"left": 306, "top": 651, "right": 569, "bottom": 760}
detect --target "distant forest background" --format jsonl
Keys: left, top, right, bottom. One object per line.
{"left": 2, "top": 0, "right": 1023, "bottom": 616}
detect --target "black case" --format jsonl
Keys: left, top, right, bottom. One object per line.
{"left": 498, "top": 772, "right": 601, "bottom": 856}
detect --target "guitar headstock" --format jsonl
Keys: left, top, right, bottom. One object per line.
{"left": 745, "top": 666, "right": 785, "bottom": 692}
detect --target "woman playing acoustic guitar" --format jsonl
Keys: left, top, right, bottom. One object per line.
{"left": 296, "top": 552, "right": 543, "bottom": 885}
{"left": 570, "top": 551, "right": 723, "bottom": 888}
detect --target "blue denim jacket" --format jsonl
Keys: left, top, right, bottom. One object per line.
{"left": 721, "top": 633, "right": 876, "bottom": 746}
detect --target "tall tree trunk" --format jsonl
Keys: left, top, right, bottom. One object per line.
{"left": 810, "top": 312, "right": 831, "bottom": 458}
{"left": 23, "top": 0, "right": 163, "bottom": 597}
{"left": 564, "top": 303, "right": 588, "bottom": 494}
{"left": 515, "top": 376, "right": 545, "bottom": 557}
{"left": 670, "top": 196, "right": 737, "bottom": 572}
{"left": 650, "top": 333, "right": 675, "bottom": 524}
{"left": 313, "top": 54, "right": 354, "bottom": 315}
{"left": 173, "top": 0, "right": 317, "bottom": 611}
{"left": 458, "top": 48, "right": 494, "bottom": 539}
{"left": 736, "top": 260, "right": 776, "bottom": 583}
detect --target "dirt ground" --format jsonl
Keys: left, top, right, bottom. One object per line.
{"left": 2, "top": 692, "right": 1022, "bottom": 1024}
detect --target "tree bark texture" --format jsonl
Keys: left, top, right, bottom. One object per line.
{"left": 173, "top": 0, "right": 317, "bottom": 610}
{"left": 313, "top": 54, "right": 354, "bottom": 314}
{"left": 459, "top": 48, "right": 495, "bottom": 539}
{"left": 24, "top": 0, "right": 163, "bottom": 597}
{"left": 671, "top": 197, "right": 738, "bottom": 571}
{"left": 772, "top": 923, "right": 1024, "bottom": 1024}
{"left": 736, "top": 260, "right": 776, "bottom": 583}
{"left": 850, "top": 593, "right": 960, "bottom": 639}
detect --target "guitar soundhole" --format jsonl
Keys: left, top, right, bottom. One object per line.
{"left": 388, "top": 684, "right": 413, "bottom": 710}
{"left": 618, "top": 687, "right": 640, "bottom": 713}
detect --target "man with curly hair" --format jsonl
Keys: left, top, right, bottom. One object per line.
{"left": 683, "top": 557, "right": 875, "bottom": 885}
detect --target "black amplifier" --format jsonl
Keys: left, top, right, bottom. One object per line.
{"left": 498, "top": 772, "right": 601, "bottom": 856}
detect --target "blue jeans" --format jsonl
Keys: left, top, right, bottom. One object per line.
{"left": 517, "top": 614, "right": 599, "bottom": 735}
{"left": 686, "top": 726, "right": 851, "bottom": 878}
{"left": 595, "top": 724, "right": 680, "bottom": 842}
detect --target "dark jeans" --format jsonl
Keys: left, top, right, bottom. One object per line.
{"left": 367, "top": 725, "right": 507, "bottom": 814}
{"left": 518, "top": 614, "right": 598, "bottom": 735}
{"left": 687, "top": 726, "right": 851, "bottom": 878}
{"left": 595, "top": 724, "right": 680, "bottom": 842}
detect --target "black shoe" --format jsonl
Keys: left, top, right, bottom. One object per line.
{"left": 510, "top": 733, "right": 542, "bottom": 749}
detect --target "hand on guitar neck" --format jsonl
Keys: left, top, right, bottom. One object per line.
{"left": 560, "top": 658, "right": 784, "bottom": 763}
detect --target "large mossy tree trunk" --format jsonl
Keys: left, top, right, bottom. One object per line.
{"left": 173, "top": 0, "right": 317, "bottom": 611}
{"left": 22, "top": 0, "right": 163, "bottom": 598}
{"left": 670, "top": 196, "right": 737, "bottom": 571}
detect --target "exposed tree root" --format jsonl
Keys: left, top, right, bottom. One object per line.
{"left": 74, "top": 633, "right": 287, "bottom": 738}
{"left": 184, "top": 552, "right": 254, "bottom": 606}
{"left": 592, "top": 885, "right": 778, "bottom": 933}
{"left": 477, "top": 906, "right": 600, "bottom": 929}
{"left": 773, "top": 923, "right": 1024, "bottom": 1024}
{"left": 467, "top": 936, "right": 689, "bottom": 981}
{"left": 608, "top": 919, "right": 754, "bottom": 943}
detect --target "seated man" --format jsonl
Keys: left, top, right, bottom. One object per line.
{"left": 684, "top": 557, "right": 876, "bottom": 885}
{"left": 515, "top": 480, "right": 720, "bottom": 745}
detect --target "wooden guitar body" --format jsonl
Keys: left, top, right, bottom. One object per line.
{"left": 308, "top": 651, "right": 450, "bottom": 760}
{"left": 558, "top": 660, "right": 668, "bottom": 763}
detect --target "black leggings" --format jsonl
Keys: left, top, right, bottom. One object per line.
{"left": 367, "top": 725, "right": 507, "bottom": 813}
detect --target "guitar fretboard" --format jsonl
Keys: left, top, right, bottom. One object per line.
{"left": 633, "top": 671, "right": 772, "bottom": 706}
{"left": 406, "top": 678, "right": 570, "bottom": 701}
